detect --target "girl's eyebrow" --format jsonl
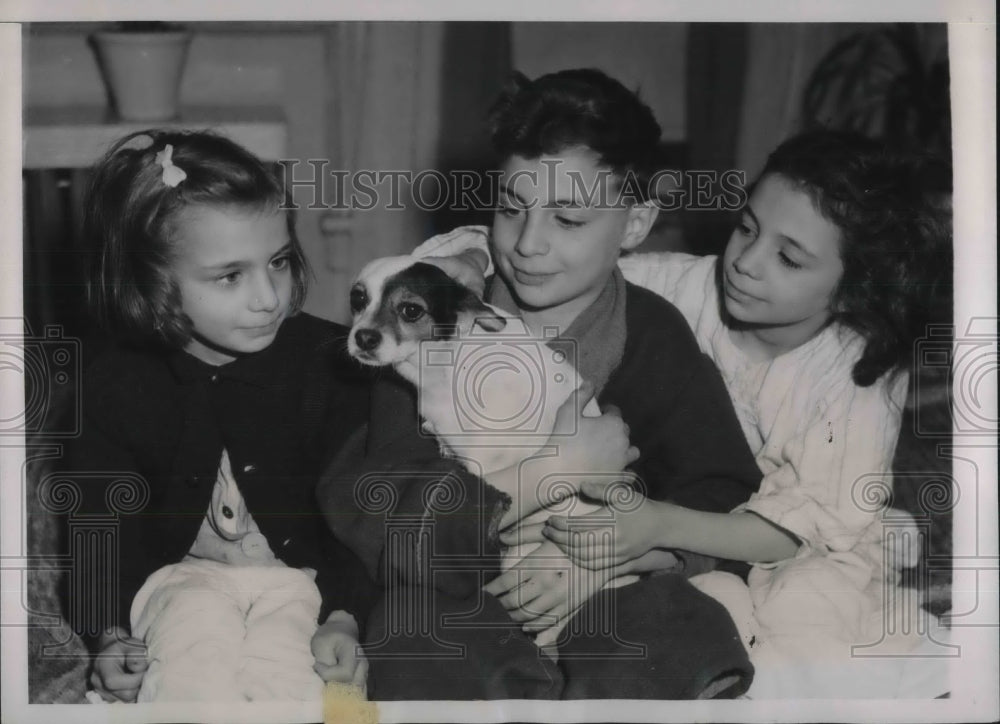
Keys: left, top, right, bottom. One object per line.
{"left": 780, "top": 235, "right": 819, "bottom": 260}
{"left": 743, "top": 205, "right": 818, "bottom": 260}
{"left": 202, "top": 259, "right": 246, "bottom": 272}
{"left": 202, "top": 242, "right": 292, "bottom": 271}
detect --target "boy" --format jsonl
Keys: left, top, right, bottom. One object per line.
{"left": 318, "top": 68, "right": 761, "bottom": 700}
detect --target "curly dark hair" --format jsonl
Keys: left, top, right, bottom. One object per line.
{"left": 84, "top": 129, "right": 309, "bottom": 350}
{"left": 487, "top": 68, "right": 662, "bottom": 202}
{"left": 757, "top": 130, "right": 952, "bottom": 386}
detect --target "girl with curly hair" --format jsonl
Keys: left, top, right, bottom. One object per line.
{"left": 424, "top": 127, "right": 952, "bottom": 698}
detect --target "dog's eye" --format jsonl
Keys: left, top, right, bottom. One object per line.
{"left": 350, "top": 286, "right": 368, "bottom": 314}
{"left": 397, "top": 302, "right": 426, "bottom": 323}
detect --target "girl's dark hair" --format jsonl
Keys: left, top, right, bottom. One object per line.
{"left": 487, "top": 68, "right": 662, "bottom": 202}
{"left": 757, "top": 130, "right": 952, "bottom": 386}
{"left": 84, "top": 129, "right": 308, "bottom": 349}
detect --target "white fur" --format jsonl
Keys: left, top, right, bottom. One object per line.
{"left": 350, "top": 255, "right": 588, "bottom": 475}
{"left": 348, "top": 256, "right": 635, "bottom": 648}
{"left": 347, "top": 255, "right": 420, "bottom": 364}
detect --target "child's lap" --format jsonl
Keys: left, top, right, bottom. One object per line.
{"left": 364, "top": 572, "right": 751, "bottom": 700}
{"left": 131, "top": 559, "right": 319, "bottom": 630}
{"left": 748, "top": 549, "right": 882, "bottom": 640}
{"left": 557, "top": 572, "right": 751, "bottom": 699}
{"left": 130, "top": 561, "right": 321, "bottom": 661}
{"left": 131, "top": 559, "right": 324, "bottom": 702}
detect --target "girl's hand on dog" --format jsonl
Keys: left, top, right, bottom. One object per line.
{"left": 499, "top": 520, "right": 682, "bottom": 576}
{"left": 311, "top": 612, "right": 369, "bottom": 690}
{"left": 90, "top": 626, "right": 148, "bottom": 702}
{"left": 498, "top": 520, "right": 547, "bottom": 547}
{"left": 483, "top": 540, "right": 614, "bottom": 632}
{"left": 543, "top": 491, "right": 671, "bottom": 570}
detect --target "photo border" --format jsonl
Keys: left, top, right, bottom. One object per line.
{"left": 1, "top": 2, "right": 995, "bottom": 722}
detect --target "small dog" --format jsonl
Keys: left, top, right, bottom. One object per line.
{"left": 347, "top": 255, "right": 635, "bottom": 648}
{"left": 347, "top": 256, "right": 588, "bottom": 472}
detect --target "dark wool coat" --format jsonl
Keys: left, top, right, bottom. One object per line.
{"left": 61, "top": 313, "right": 378, "bottom": 648}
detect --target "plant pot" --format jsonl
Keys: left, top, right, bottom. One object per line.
{"left": 91, "top": 30, "right": 192, "bottom": 122}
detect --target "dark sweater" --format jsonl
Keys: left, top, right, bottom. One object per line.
{"left": 318, "top": 283, "right": 761, "bottom": 597}
{"left": 60, "top": 313, "right": 379, "bottom": 647}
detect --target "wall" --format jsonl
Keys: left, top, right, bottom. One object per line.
{"left": 511, "top": 22, "right": 687, "bottom": 141}
{"left": 510, "top": 22, "right": 688, "bottom": 251}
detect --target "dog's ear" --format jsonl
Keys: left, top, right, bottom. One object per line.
{"left": 463, "top": 297, "right": 507, "bottom": 333}
{"left": 403, "top": 262, "right": 507, "bottom": 333}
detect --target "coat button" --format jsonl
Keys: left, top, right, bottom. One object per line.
{"left": 209, "top": 373, "right": 220, "bottom": 384}
{"left": 186, "top": 476, "right": 199, "bottom": 488}
{"left": 243, "top": 463, "right": 257, "bottom": 473}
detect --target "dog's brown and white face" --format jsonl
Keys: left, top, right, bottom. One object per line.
{"left": 347, "top": 256, "right": 507, "bottom": 368}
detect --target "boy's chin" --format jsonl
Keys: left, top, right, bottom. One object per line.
{"left": 507, "top": 282, "right": 558, "bottom": 311}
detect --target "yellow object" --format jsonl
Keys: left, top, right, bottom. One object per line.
{"left": 323, "top": 682, "right": 378, "bottom": 724}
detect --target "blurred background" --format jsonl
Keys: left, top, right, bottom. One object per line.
{"left": 23, "top": 21, "right": 950, "bottom": 330}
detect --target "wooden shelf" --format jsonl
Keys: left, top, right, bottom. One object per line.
{"left": 23, "top": 105, "right": 287, "bottom": 168}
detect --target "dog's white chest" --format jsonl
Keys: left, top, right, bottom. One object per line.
{"left": 415, "top": 316, "right": 582, "bottom": 476}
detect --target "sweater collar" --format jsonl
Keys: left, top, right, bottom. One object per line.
{"left": 485, "top": 269, "right": 628, "bottom": 399}
{"left": 167, "top": 322, "right": 290, "bottom": 387}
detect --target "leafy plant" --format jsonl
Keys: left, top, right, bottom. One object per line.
{"left": 803, "top": 23, "right": 950, "bottom": 160}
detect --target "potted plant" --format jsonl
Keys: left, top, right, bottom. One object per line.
{"left": 90, "top": 22, "right": 192, "bottom": 122}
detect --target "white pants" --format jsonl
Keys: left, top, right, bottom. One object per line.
{"left": 130, "top": 559, "right": 325, "bottom": 702}
{"left": 690, "top": 554, "right": 952, "bottom": 699}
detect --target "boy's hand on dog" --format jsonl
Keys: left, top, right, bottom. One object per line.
{"left": 90, "top": 627, "right": 148, "bottom": 702}
{"left": 484, "top": 541, "right": 614, "bottom": 631}
{"left": 551, "top": 382, "right": 640, "bottom": 475}
{"left": 311, "top": 615, "right": 368, "bottom": 689}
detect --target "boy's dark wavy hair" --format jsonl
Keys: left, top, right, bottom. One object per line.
{"left": 487, "top": 68, "right": 662, "bottom": 202}
{"left": 757, "top": 130, "right": 952, "bottom": 386}
{"left": 84, "top": 129, "right": 308, "bottom": 350}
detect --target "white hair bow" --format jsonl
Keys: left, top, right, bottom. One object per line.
{"left": 155, "top": 144, "right": 187, "bottom": 187}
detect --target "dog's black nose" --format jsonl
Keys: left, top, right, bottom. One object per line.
{"left": 354, "top": 328, "right": 382, "bottom": 351}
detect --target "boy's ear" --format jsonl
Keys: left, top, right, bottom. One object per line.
{"left": 620, "top": 201, "right": 660, "bottom": 252}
